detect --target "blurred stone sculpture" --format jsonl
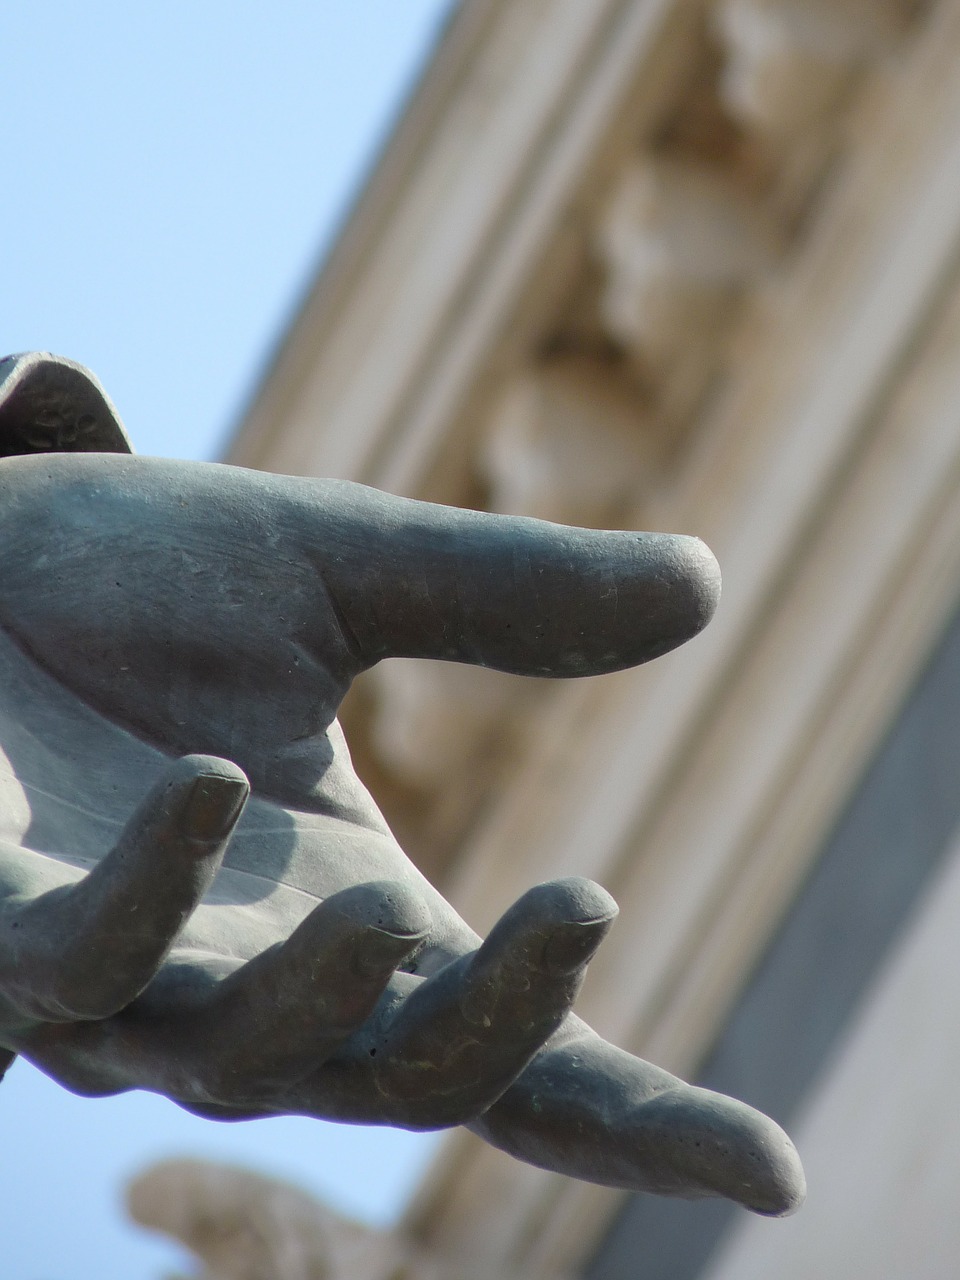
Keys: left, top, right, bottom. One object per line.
{"left": 128, "top": 1157, "right": 498, "bottom": 1280}
{"left": 0, "top": 353, "right": 804, "bottom": 1215}
{"left": 129, "top": 1158, "right": 385, "bottom": 1280}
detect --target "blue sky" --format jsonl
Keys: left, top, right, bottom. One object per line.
{"left": 2, "top": 4, "right": 456, "bottom": 1276}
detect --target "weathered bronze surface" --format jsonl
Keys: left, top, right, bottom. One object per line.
{"left": 0, "top": 353, "right": 804, "bottom": 1214}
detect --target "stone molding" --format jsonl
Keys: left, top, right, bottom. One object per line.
{"left": 478, "top": 357, "right": 657, "bottom": 525}
{"left": 715, "top": 0, "right": 908, "bottom": 136}
{"left": 224, "top": 0, "right": 940, "bottom": 1274}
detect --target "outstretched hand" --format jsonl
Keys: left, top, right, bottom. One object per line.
{"left": 0, "top": 448, "right": 803, "bottom": 1216}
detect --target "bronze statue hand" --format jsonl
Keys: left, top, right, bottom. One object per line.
{"left": 0, "top": 445, "right": 804, "bottom": 1216}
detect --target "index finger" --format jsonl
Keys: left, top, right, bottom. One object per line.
{"left": 307, "top": 480, "right": 721, "bottom": 678}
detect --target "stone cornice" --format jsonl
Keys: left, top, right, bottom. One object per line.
{"left": 223, "top": 0, "right": 938, "bottom": 1274}
{"left": 227, "top": 0, "right": 704, "bottom": 485}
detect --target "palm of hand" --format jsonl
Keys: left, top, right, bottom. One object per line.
{"left": 0, "top": 450, "right": 805, "bottom": 1214}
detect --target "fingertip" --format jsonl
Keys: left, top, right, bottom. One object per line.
{"left": 354, "top": 926, "right": 426, "bottom": 979}
{"left": 638, "top": 1086, "right": 806, "bottom": 1216}
{"left": 296, "top": 882, "right": 432, "bottom": 981}
{"left": 671, "top": 535, "right": 722, "bottom": 641}
{"left": 528, "top": 878, "right": 618, "bottom": 976}
{"left": 174, "top": 754, "right": 250, "bottom": 784}
{"left": 177, "top": 761, "right": 250, "bottom": 842}
{"left": 628, "top": 532, "right": 721, "bottom": 652}
{"left": 354, "top": 885, "right": 432, "bottom": 978}
{"left": 516, "top": 877, "right": 619, "bottom": 927}
{"left": 480, "top": 879, "right": 618, "bottom": 979}
{"left": 539, "top": 916, "right": 614, "bottom": 977}
{"left": 747, "top": 1128, "right": 806, "bottom": 1217}
{"left": 152, "top": 752, "right": 249, "bottom": 844}
{"left": 329, "top": 880, "right": 433, "bottom": 941}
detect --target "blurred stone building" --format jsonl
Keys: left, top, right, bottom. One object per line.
{"left": 146, "top": 0, "right": 960, "bottom": 1275}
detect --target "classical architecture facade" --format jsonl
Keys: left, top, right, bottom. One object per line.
{"left": 151, "top": 0, "right": 960, "bottom": 1275}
